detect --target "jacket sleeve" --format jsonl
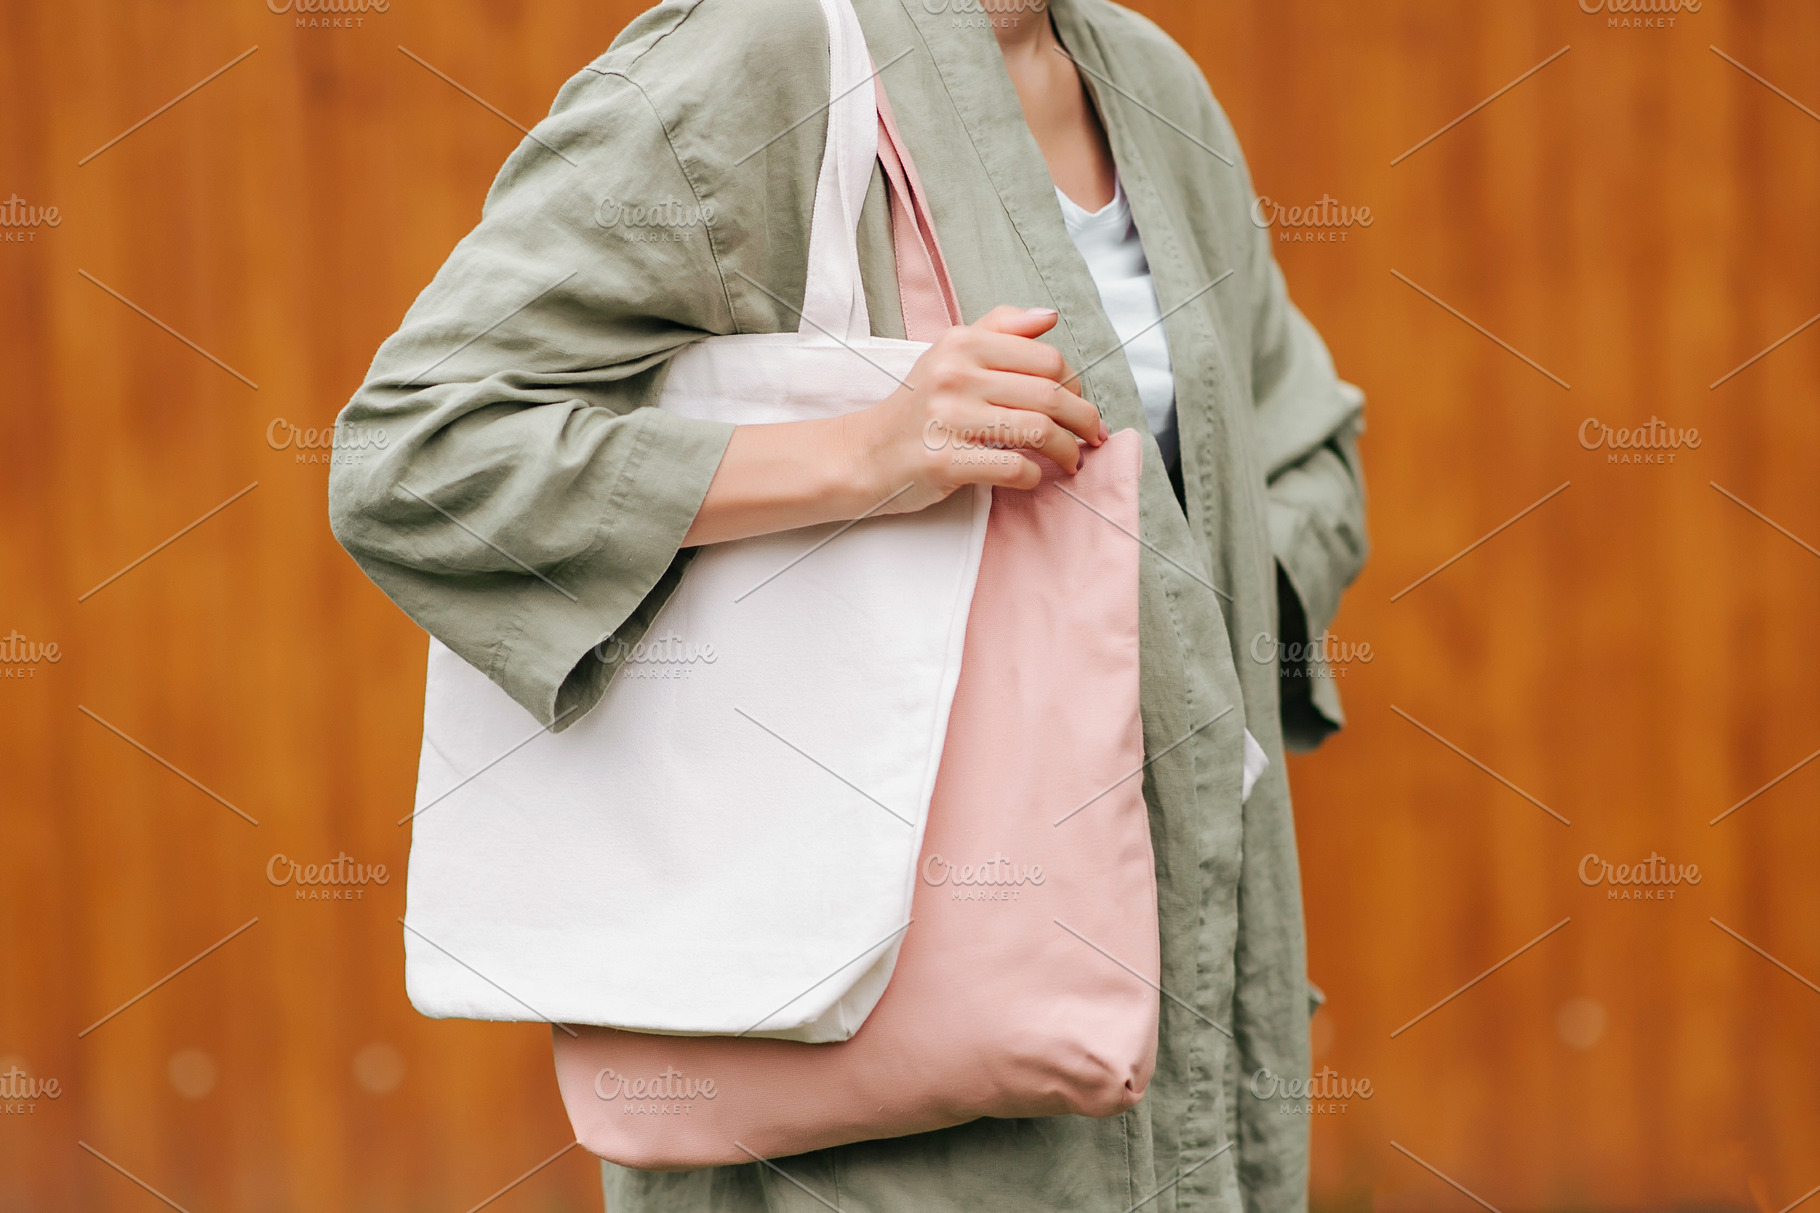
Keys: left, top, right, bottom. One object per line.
{"left": 1249, "top": 253, "right": 1369, "bottom": 751}
{"left": 325, "top": 0, "right": 857, "bottom": 731}
{"left": 327, "top": 61, "right": 739, "bottom": 730}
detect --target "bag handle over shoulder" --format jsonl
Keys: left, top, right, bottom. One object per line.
{"left": 800, "top": 0, "right": 961, "bottom": 345}
{"left": 799, "top": 0, "right": 880, "bottom": 343}
{"left": 874, "top": 78, "right": 963, "bottom": 342}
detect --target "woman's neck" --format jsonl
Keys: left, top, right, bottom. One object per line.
{"left": 990, "top": 1, "right": 1054, "bottom": 60}
{"left": 990, "top": 3, "right": 1118, "bottom": 210}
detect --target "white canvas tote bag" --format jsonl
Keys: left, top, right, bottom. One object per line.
{"left": 401, "top": 0, "right": 989, "bottom": 1042}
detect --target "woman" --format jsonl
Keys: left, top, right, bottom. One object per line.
{"left": 329, "top": 0, "right": 1367, "bottom": 1208}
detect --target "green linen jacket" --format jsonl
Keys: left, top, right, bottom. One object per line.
{"left": 328, "top": 0, "right": 1368, "bottom": 1209}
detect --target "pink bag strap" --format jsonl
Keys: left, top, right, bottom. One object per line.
{"left": 874, "top": 78, "right": 963, "bottom": 342}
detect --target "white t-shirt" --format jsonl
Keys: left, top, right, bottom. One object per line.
{"left": 1055, "top": 180, "right": 1179, "bottom": 471}
{"left": 1056, "top": 179, "right": 1269, "bottom": 803}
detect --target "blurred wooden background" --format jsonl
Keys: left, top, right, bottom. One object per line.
{"left": 2, "top": 0, "right": 1816, "bottom": 1209}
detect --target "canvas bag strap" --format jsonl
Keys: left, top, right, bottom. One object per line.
{"left": 800, "top": 0, "right": 960, "bottom": 345}
{"left": 799, "top": 0, "right": 880, "bottom": 343}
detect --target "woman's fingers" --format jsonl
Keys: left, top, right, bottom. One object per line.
{"left": 971, "top": 370, "right": 1100, "bottom": 444}
{"left": 960, "top": 309, "right": 1087, "bottom": 398}
{"left": 859, "top": 303, "right": 1115, "bottom": 510}
{"left": 956, "top": 330, "right": 1085, "bottom": 398}
{"left": 974, "top": 304, "right": 1060, "bottom": 339}
{"left": 978, "top": 406, "right": 1085, "bottom": 473}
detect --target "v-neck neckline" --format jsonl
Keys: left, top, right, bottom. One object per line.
{"left": 1055, "top": 178, "right": 1127, "bottom": 229}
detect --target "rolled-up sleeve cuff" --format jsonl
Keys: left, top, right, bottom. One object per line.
{"left": 494, "top": 408, "right": 735, "bottom": 731}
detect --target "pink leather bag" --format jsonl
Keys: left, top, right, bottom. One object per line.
{"left": 551, "top": 5, "right": 1158, "bottom": 1169}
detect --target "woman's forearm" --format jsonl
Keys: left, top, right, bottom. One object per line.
{"left": 680, "top": 307, "right": 1103, "bottom": 549}
{"left": 681, "top": 415, "right": 876, "bottom": 547}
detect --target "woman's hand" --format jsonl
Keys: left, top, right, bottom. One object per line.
{"left": 838, "top": 305, "right": 1106, "bottom": 515}
{"left": 682, "top": 306, "right": 1102, "bottom": 547}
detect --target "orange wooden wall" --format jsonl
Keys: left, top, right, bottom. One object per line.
{"left": 2, "top": 1, "right": 1815, "bottom": 1209}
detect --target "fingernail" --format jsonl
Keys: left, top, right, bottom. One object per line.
{"left": 1024, "top": 307, "right": 1057, "bottom": 319}
{"left": 1097, "top": 419, "right": 1109, "bottom": 443}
